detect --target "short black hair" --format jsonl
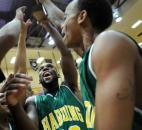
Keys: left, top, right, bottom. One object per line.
{"left": 78, "top": 0, "right": 113, "bottom": 33}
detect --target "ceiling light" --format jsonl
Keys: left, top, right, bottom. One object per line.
{"left": 139, "top": 42, "right": 142, "bottom": 46}
{"left": 48, "top": 37, "right": 55, "bottom": 45}
{"left": 131, "top": 20, "right": 142, "bottom": 29}
{"left": 10, "top": 57, "right": 16, "bottom": 64}
{"left": 115, "top": 17, "right": 122, "bottom": 23}
{"left": 113, "top": 8, "right": 119, "bottom": 18}
{"left": 36, "top": 57, "right": 45, "bottom": 64}
{"left": 57, "top": 60, "right": 60, "bottom": 64}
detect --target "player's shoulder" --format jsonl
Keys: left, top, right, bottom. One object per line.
{"left": 60, "top": 84, "right": 70, "bottom": 91}
{"left": 93, "top": 30, "right": 138, "bottom": 53}
{"left": 97, "top": 30, "right": 128, "bottom": 39}
{"left": 60, "top": 84, "right": 76, "bottom": 95}
{"left": 96, "top": 30, "right": 136, "bottom": 45}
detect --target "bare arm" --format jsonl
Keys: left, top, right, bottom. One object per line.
{"left": 93, "top": 31, "right": 137, "bottom": 130}
{"left": 14, "top": 19, "right": 31, "bottom": 74}
{"left": 42, "top": 20, "right": 78, "bottom": 93}
{"left": 0, "top": 19, "right": 21, "bottom": 63}
{"left": 0, "top": 7, "right": 26, "bottom": 63}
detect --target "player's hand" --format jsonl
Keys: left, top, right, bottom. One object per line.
{"left": 0, "top": 74, "right": 14, "bottom": 93}
{"left": 32, "top": 9, "right": 47, "bottom": 24}
{"left": 21, "top": 19, "right": 32, "bottom": 34}
{"left": 15, "top": 6, "right": 27, "bottom": 21}
{"left": 4, "top": 73, "right": 32, "bottom": 107}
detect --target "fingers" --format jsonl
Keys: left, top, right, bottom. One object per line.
{"left": 0, "top": 75, "right": 14, "bottom": 92}
{"left": 15, "top": 6, "right": 27, "bottom": 21}
{"left": 2, "top": 73, "right": 32, "bottom": 93}
{"left": 7, "top": 77, "right": 31, "bottom": 87}
{"left": 26, "top": 19, "right": 32, "bottom": 24}
{"left": 0, "top": 93, "right": 6, "bottom": 105}
{"left": 14, "top": 73, "right": 33, "bottom": 81}
{"left": 25, "top": 19, "right": 32, "bottom": 27}
{"left": 5, "top": 90, "right": 18, "bottom": 97}
{"left": 21, "top": 19, "right": 32, "bottom": 33}
{"left": 0, "top": 93, "right": 5, "bottom": 98}
{"left": 0, "top": 96, "right": 6, "bottom": 103}
{"left": 4, "top": 84, "right": 27, "bottom": 91}
{"left": 0, "top": 97, "right": 6, "bottom": 104}
{"left": 5, "top": 75, "right": 32, "bottom": 91}
{"left": 0, "top": 104, "right": 8, "bottom": 109}
{"left": 18, "top": 6, "right": 27, "bottom": 13}
{"left": 7, "top": 73, "right": 14, "bottom": 81}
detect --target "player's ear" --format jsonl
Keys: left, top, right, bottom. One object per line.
{"left": 77, "top": 10, "right": 87, "bottom": 25}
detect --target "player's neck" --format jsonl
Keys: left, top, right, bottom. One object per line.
{"left": 82, "top": 28, "right": 98, "bottom": 51}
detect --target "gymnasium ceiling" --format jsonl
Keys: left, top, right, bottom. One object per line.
{"left": 0, "top": 0, "right": 142, "bottom": 71}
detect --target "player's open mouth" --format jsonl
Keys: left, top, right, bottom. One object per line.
{"left": 43, "top": 72, "right": 52, "bottom": 81}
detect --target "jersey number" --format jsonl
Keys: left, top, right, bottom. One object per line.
{"left": 84, "top": 101, "right": 95, "bottom": 128}
{"left": 69, "top": 125, "right": 80, "bottom": 130}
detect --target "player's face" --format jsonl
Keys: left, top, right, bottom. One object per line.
{"left": 39, "top": 63, "right": 58, "bottom": 90}
{"left": 61, "top": 0, "right": 82, "bottom": 48}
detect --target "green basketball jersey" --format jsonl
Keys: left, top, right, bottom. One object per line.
{"left": 79, "top": 45, "right": 96, "bottom": 129}
{"left": 35, "top": 85, "right": 87, "bottom": 130}
{"left": 79, "top": 47, "right": 96, "bottom": 106}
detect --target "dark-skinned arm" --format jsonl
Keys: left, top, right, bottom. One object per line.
{"left": 14, "top": 19, "right": 32, "bottom": 74}
{"left": 42, "top": 21, "right": 78, "bottom": 93}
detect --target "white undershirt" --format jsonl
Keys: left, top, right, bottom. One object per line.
{"left": 88, "top": 44, "right": 97, "bottom": 79}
